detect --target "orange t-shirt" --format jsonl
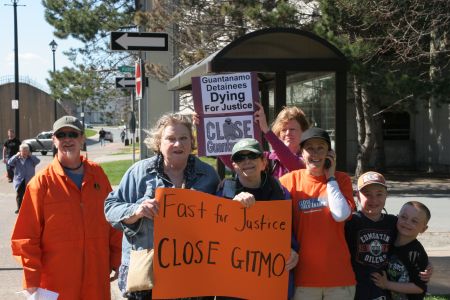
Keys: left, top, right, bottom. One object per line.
{"left": 280, "top": 169, "right": 356, "bottom": 287}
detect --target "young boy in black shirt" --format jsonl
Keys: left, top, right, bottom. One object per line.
{"left": 371, "top": 201, "right": 431, "bottom": 300}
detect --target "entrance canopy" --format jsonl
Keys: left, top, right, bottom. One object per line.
{"left": 168, "top": 27, "right": 348, "bottom": 170}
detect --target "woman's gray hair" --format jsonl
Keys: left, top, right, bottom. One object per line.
{"left": 19, "top": 143, "right": 29, "bottom": 151}
{"left": 144, "top": 113, "right": 196, "bottom": 153}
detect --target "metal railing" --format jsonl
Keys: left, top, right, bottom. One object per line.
{"left": 0, "top": 75, "right": 50, "bottom": 94}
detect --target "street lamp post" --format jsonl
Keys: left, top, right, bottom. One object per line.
{"left": 6, "top": 0, "right": 25, "bottom": 138}
{"left": 49, "top": 39, "right": 58, "bottom": 122}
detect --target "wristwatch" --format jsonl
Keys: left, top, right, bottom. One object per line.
{"left": 327, "top": 176, "right": 336, "bottom": 183}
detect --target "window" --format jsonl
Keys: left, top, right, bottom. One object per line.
{"left": 382, "top": 111, "right": 410, "bottom": 140}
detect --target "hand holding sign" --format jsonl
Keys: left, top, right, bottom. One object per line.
{"left": 254, "top": 102, "right": 270, "bottom": 134}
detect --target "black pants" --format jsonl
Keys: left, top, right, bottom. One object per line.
{"left": 16, "top": 180, "right": 26, "bottom": 211}
{"left": 6, "top": 162, "right": 14, "bottom": 181}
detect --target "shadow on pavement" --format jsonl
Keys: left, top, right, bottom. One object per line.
{"left": 428, "top": 256, "right": 450, "bottom": 295}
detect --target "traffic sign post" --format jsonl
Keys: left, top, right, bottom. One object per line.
{"left": 135, "top": 59, "right": 144, "bottom": 100}
{"left": 115, "top": 77, "right": 136, "bottom": 89}
{"left": 110, "top": 30, "right": 169, "bottom": 161}
{"left": 110, "top": 32, "right": 168, "bottom": 51}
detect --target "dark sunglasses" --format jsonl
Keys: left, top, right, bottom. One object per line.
{"left": 54, "top": 131, "right": 80, "bottom": 139}
{"left": 232, "top": 152, "right": 262, "bottom": 163}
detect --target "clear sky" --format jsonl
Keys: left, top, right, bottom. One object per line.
{"left": 0, "top": 0, "right": 81, "bottom": 92}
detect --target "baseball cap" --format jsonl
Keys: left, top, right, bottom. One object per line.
{"left": 231, "top": 138, "right": 262, "bottom": 160}
{"left": 300, "top": 127, "right": 331, "bottom": 148}
{"left": 357, "top": 171, "right": 387, "bottom": 191}
{"left": 53, "top": 115, "right": 84, "bottom": 133}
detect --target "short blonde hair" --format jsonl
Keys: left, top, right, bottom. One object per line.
{"left": 144, "top": 113, "right": 196, "bottom": 153}
{"left": 271, "top": 106, "right": 309, "bottom": 137}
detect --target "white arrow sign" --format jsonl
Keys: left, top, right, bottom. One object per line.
{"left": 115, "top": 77, "right": 135, "bottom": 88}
{"left": 111, "top": 32, "right": 168, "bottom": 51}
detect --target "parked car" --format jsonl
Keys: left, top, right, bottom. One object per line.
{"left": 85, "top": 123, "right": 94, "bottom": 129}
{"left": 22, "top": 131, "right": 54, "bottom": 155}
{"left": 104, "top": 131, "right": 113, "bottom": 142}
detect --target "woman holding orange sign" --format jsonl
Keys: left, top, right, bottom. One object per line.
{"left": 216, "top": 138, "right": 299, "bottom": 300}
{"left": 105, "top": 113, "right": 220, "bottom": 300}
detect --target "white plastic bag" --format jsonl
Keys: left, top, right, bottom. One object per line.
{"left": 17, "top": 288, "right": 59, "bottom": 300}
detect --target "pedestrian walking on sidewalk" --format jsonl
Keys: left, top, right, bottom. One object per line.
{"left": 120, "top": 129, "right": 126, "bottom": 144}
{"left": 7, "top": 143, "right": 40, "bottom": 213}
{"left": 3, "top": 129, "right": 21, "bottom": 183}
{"left": 11, "top": 115, "right": 122, "bottom": 299}
{"left": 99, "top": 128, "right": 106, "bottom": 146}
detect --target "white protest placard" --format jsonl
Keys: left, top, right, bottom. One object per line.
{"left": 196, "top": 72, "right": 255, "bottom": 115}
{"left": 198, "top": 115, "right": 255, "bottom": 157}
{"left": 192, "top": 72, "right": 261, "bottom": 156}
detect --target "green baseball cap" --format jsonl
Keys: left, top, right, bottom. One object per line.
{"left": 53, "top": 115, "right": 84, "bottom": 133}
{"left": 231, "top": 138, "right": 262, "bottom": 160}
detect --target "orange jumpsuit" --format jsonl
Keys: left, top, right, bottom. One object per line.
{"left": 11, "top": 156, "right": 122, "bottom": 300}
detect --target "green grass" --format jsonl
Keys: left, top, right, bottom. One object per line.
{"left": 100, "top": 160, "right": 133, "bottom": 185}
{"left": 200, "top": 156, "right": 233, "bottom": 177}
{"left": 85, "top": 129, "right": 96, "bottom": 138}
{"left": 426, "top": 296, "right": 450, "bottom": 300}
{"left": 200, "top": 156, "right": 216, "bottom": 168}
{"left": 100, "top": 156, "right": 230, "bottom": 186}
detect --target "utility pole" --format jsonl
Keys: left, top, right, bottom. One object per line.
{"left": 5, "top": 0, "right": 25, "bottom": 139}
{"left": 49, "top": 39, "right": 58, "bottom": 122}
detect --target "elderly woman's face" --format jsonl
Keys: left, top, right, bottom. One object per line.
{"left": 20, "top": 147, "right": 30, "bottom": 158}
{"left": 160, "top": 123, "right": 192, "bottom": 164}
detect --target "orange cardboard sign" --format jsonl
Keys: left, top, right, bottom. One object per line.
{"left": 153, "top": 188, "right": 292, "bottom": 300}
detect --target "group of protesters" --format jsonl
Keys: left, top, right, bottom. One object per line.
{"left": 8, "top": 102, "right": 433, "bottom": 300}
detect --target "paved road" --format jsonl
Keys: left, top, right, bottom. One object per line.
{"left": 0, "top": 135, "right": 449, "bottom": 298}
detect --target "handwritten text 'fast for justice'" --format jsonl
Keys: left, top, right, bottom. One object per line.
{"left": 157, "top": 193, "right": 287, "bottom": 277}
{"left": 161, "top": 193, "right": 287, "bottom": 232}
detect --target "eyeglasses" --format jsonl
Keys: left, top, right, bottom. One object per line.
{"left": 54, "top": 131, "right": 80, "bottom": 139}
{"left": 232, "top": 152, "right": 262, "bottom": 163}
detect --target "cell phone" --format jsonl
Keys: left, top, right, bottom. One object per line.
{"left": 324, "top": 158, "right": 332, "bottom": 169}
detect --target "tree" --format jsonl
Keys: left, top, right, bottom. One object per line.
{"left": 315, "top": 0, "right": 450, "bottom": 176}
{"left": 47, "top": 64, "right": 126, "bottom": 114}
{"left": 43, "top": 0, "right": 136, "bottom": 119}
{"left": 134, "top": 0, "right": 312, "bottom": 71}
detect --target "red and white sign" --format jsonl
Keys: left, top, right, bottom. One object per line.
{"left": 135, "top": 59, "right": 143, "bottom": 100}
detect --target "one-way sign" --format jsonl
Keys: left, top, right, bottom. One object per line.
{"left": 115, "top": 77, "right": 135, "bottom": 88}
{"left": 110, "top": 32, "right": 168, "bottom": 51}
